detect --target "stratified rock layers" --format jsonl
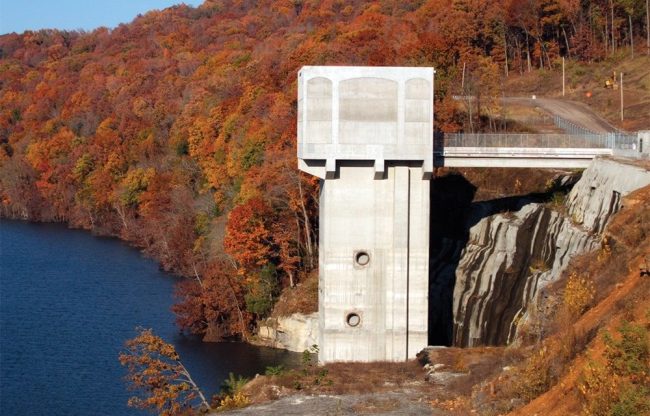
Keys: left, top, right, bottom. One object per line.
{"left": 452, "top": 158, "right": 650, "bottom": 347}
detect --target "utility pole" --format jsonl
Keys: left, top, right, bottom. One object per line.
{"left": 562, "top": 56, "right": 565, "bottom": 97}
{"left": 620, "top": 72, "right": 624, "bottom": 121}
{"left": 562, "top": 57, "right": 565, "bottom": 97}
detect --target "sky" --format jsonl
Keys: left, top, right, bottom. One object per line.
{"left": 0, "top": 0, "right": 205, "bottom": 35}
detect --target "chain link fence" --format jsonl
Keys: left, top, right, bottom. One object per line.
{"left": 443, "top": 133, "right": 612, "bottom": 148}
{"left": 552, "top": 115, "right": 599, "bottom": 136}
{"left": 440, "top": 112, "right": 637, "bottom": 151}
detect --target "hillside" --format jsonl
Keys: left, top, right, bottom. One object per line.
{"left": 217, "top": 159, "right": 650, "bottom": 416}
{"left": 503, "top": 54, "right": 650, "bottom": 132}
{"left": 2, "top": 0, "right": 649, "bottom": 343}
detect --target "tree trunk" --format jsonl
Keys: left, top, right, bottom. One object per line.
{"left": 227, "top": 274, "right": 248, "bottom": 341}
{"left": 192, "top": 263, "right": 204, "bottom": 288}
{"left": 526, "top": 31, "right": 532, "bottom": 72}
{"left": 605, "top": 15, "right": 609, "bottom": 55}
{"left": 629, "top": 14, "right": 634, "bottom": 58}
{"left": 296, "top": 176, "right": 314, "bottom": 270}
{"left": 504, "top": 31, "right": 509, "bottom": 77}
{"left": 609, "top": 0, "right": 616, "bottom": 53}
{"left": 513, "top": 37, "right": 523, "bottom": 74}
{"left": 467, "top": 96, "right": 474, "bottom": 133}
{"left": 646, "top": 0, "right": 649, "bottom": 55}
{"left": 114, "top": 203, "right": 129, "bottom": 231}
{"left": 178, "top": 363, "right": 212, "bottom": 411}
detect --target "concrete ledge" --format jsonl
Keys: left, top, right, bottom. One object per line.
{"left": 437, "top": 147, "right": 613, "bottom": 168}
{"left": 297, "top": 66, "right": 434, "bottom": 179}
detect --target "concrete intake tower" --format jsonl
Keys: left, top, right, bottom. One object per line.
{"left": 297, "top": 66, "right": 435, "bottom": 362}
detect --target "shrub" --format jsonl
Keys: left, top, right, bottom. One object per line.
{"left": 610, "top": 385, "right": 650, "bottom": 416}
{"left": 221, "top": 372, "right": 249, "bottom": 395}
{"left": 245, "top": 264, "right": 279, "bottom": 316}
{"left": 514, "top": 345, "right": 553, "bottom": 402}
{"left": 548, "top": 191, "right": 567, "bottom": 210}
{"left": 563, "top": 272, "right": 595, "bottom": 317}
{"left": 603, "top": 321, "right": 649, "bottom": 380}
{"left": 578, "top": 360, "right": 618, "bottom": 416}
{"left": 264, "top": 365, "right": 285, "bottom": 376}
{"left": 217, "top": 391, "right": 250, "bottom": 411}
{"left": 578, "top": 322, "right": 650, "bottom": 416}
{"left": 217, "top": 373, "right": 250, "bottom": 411}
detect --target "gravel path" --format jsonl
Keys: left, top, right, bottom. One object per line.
{"left": 219, "top": 391, "right": 437, "bottom": 415}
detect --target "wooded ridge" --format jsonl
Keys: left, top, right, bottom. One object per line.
{"left": 1, "top": 0, "right": 648, "bottom": 340}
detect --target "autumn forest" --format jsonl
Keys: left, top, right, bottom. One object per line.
{"left": 1, "top": 0, "right": 649, "bottom": 341}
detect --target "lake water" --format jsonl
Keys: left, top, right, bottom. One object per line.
{"left": 0, "top": 220, "right": 300, "bottom": 415}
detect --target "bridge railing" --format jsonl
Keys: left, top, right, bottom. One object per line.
{"left": 551, "top": 115, "right": 638, "bottom": 150}
{"left": 440, "top": 132, "right": 638, "bottom": 150}
{"left": 442, "top": 133, "right": 612, "bottom": 149}
{"left": 552, "top": 115, "right": 599, "bottom": 136}
{"left": 610, "top": 133, "right": 638, "bottom": 150}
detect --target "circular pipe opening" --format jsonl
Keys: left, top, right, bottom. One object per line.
{"left": 355, "top": 251, "right": 370, "bottom": 267}
{"left": 346, "top": 312, "right": 361, "bottom": 327}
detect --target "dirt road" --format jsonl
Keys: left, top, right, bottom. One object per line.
{"left": 502, "top": 97, "right": 619, "bottom": 133}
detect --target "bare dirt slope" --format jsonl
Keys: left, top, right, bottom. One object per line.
{"left": 502, "top": 97, "right": 620, "bottom": 133}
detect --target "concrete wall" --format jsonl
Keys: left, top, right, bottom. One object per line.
{"left": 298, "top": 66, "right": 434, "bottom": 179}
{"left": 318, "top": 164, "right": 429, "bottom": 362}
{"left": 298, "top": 66, "right": 434, "bottom": 362}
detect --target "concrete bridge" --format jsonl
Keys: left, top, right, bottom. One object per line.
{"left": 437, "top": 133, "right": 631, "bottom": 168}
{"left": 436, "top": 127, "right": 643, "bottom": 168}
{"left": 297, "top": 65, "right": 649, "bottom": 363}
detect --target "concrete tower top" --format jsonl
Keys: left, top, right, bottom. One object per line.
{"left": 297, "top": 66, "right": 435, "bottom": 179}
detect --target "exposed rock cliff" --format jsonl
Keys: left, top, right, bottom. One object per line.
{"left": 452, "top": 158, "right": 650, "bottom": 347}
{"left": 256, "top": 312, "right": 319, "bottom": 353}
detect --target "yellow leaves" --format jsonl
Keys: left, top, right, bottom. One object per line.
{"left": 104, "top": 151, "right": 127, "bottom": 178}
{"left": 217, "top": 391, "right": 250, "bottom": 411}
{"left": 563, "top": 272, "right": 595, "bottom": 317}
{"left": 514, "top": 343, "right": 555, "bottom": 401}
{"left": 578, "top": 360, "right": 619, "bottom": 416}
{"left": 96, "top": 117, "right": 118, "bottom": 137}
{"left": 118, "top": 167, "right": 155, "bottom": 206}
{"left": 597, "top": 236, "right": 612, "bottom": 262}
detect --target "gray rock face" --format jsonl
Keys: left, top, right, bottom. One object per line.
{"left": 257, "top": 313, "right": 319, "bottom": 353}
{"left": 452, "top": 158, "right": 650, "bottom": 347}
{"left": 566, "top": 158, "right": 650, "bottom": 234}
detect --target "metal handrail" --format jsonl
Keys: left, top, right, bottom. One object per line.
{"left": 441, "top": 132, "right": 637, "bottom": 150}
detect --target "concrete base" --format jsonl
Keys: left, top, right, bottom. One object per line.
{"left": 318, "top": 163, "right": 429, "bottom": 362}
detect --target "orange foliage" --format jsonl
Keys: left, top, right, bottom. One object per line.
{"left": 0, "top": 0, "right": 627, "bottom": 338}
{"left": 119, "top": 328, "right": 211, "bottom": 415}
{"left": 224, "top": 197, "right": 274, "bottom": 273}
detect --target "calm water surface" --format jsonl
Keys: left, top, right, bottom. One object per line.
{"left": 0, "top": 220, "right": 299, "bottom": 415}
